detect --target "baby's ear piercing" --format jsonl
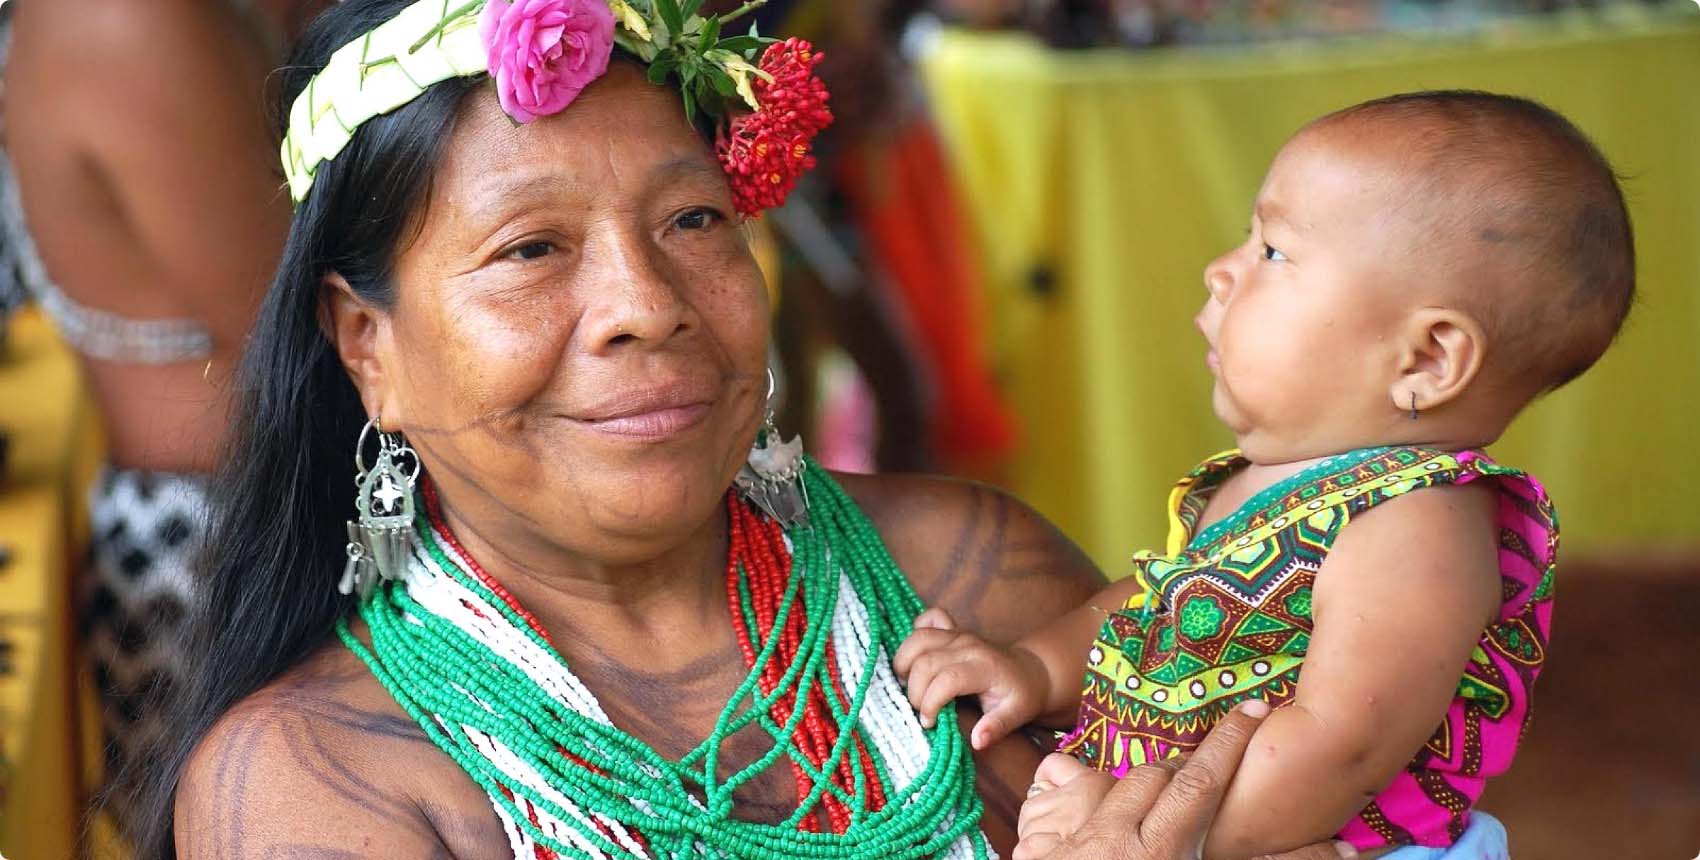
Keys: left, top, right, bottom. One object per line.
{"left": 1410, "top": 392, "right": 1420, "bottom": 421}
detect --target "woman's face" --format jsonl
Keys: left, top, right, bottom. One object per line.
{"left": 355, "top": 63, "right": 769, "bottom": 567}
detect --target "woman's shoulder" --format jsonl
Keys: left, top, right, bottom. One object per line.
{"left": 174, "top": 642, "right": 508, "bottom": 859}
{"left": 833, "top": 472, "right": 1105, "bottom": 642}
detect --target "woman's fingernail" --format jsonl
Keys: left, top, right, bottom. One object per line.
{"left": 1238, "top": 699, "right": 1271, "bottom": 718}
{"left": 1334, "top": 841, "right": 1359, "bottom": 858}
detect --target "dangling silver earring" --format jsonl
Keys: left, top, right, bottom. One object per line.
{"left": 735, "top": 368, "right": 810, "bottom": 528}
{"left": 340, "top": 416, "right": 421, "bottom": 598}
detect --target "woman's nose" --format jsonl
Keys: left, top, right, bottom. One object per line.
{"left": 581, "top": 232, "right": 694, "bottom": 352}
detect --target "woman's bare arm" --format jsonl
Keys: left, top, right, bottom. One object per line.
{"left": 839, "top": 472, "right": 1106, "bottom": 642}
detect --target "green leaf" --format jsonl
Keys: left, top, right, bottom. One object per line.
{"left": 707, "top": 69, "right": 736, "bottom": 97}
{"left": 646, "top": 53, "right": 679, "bottom": 84}
{"left": 682, "top": 89, "right": 699, "bottom": 126}
{"left": 693, "top": 77, "right": 722, "bottom": 115}
{"left": 713, "top": 35, "right": 774, "bottom": 54}
{"left": 681, "top": 0, "right": 703, "bottom": 20}
{"left": 613, "top": 30, "right": 660, "bottom": 62}
{"left": 655, "top": 0, "right": 685, "bottom": 35}
{"left": 698, "top": 16, "right": 722, "bottom": 53}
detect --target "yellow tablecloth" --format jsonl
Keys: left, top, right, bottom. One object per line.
{"left": 0, "top": 309, "right": 103, "bottom": 860}
{"left": 921, "top": 15, "right": 1700, "bottom": 572}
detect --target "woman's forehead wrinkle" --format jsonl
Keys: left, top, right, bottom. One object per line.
{"left": 461, "top": 171, "right": 592, "bottom": 211}
{"left": 649, "top": 154, "right": 724, "bottom": 189}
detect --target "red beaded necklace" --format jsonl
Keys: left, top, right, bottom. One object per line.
{"left": 422, "top": 481, "right": 887, "bottom": 837}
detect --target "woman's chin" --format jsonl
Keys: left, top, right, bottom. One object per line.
{"left": 538, "top": 444, "right": 736, "bottom": 527}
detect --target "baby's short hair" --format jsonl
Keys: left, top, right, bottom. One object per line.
{"left": 1319, "top": 91, "right": 1634, "bottom": 392}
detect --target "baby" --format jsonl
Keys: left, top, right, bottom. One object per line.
{"left": 894, "top": 91, "right": 1633, "bottom": 860}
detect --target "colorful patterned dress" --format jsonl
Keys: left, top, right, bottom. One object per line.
{"left": 1057, "top": 446, "right": 1557, "bottom": 852}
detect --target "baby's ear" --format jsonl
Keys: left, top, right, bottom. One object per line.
{"left": 1387, "top": 307, "right": 1486, "bottom": 415}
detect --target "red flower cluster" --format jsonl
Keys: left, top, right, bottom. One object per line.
{"left": 716, "top": 38, "right": 833, "bottom": 216}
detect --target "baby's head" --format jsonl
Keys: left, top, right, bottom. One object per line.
{"left": 1197, "top": 90, "right": 1634, "bottom": 464}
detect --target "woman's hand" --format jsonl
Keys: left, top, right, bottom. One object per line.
{"left": 1033, "top": 701, "right": 1357, "bottom": 860}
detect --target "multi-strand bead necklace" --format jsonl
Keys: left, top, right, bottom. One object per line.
{"left": 339, "top": 460, "right": 992, "bottom": 860}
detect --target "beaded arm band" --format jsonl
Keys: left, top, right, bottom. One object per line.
{"left": 280, "top": 0, "right": 831, "bottom": 214}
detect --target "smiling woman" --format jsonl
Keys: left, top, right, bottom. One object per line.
{"left": 322, "top": 68, "right": 775, "bottom": 560}
{"left": 120, "top": 2, "right": 1114, "bottom": 858}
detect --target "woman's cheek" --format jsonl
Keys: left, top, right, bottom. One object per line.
{"left": 694, "top": 262, "right": 770, "bottom": 355}
{"left": 443, "top": 300, "right": 574, "bottom": 415}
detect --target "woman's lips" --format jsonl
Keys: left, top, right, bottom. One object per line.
{"left": 575, "top": 402, "right": 713, "bottom": 439}
{"left": 566, "top": 382, "right": 719, "bottom": 440}
{"left": 1206, "top": 349, "right": 1220, "bottom": 371}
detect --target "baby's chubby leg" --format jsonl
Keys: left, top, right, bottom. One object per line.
{"left": 1014, "top": 753, "right": 1119, "bottom": 860}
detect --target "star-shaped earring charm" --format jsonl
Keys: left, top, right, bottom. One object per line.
{"left": 373, "top": 475, "right": 405, "bottom": 512}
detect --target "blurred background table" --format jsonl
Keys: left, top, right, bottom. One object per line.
{"left": 921, "top": 13, "right": 1700, "bottom": 571}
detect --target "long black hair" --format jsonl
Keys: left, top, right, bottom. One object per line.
{"left": 127, "top": 1, "right": 483, "bottom": 855}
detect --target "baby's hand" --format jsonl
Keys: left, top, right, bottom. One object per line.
{"left": 1013, "top": 754, "right": 1118, "bottom": 860}
{"left": 891, "top": 607, "right": 1051, "bottom": 749}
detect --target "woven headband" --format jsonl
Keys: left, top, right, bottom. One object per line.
{"left": 280, "top": 0, "right": 831, "bottom": 214}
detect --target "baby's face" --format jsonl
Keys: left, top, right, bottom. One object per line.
{"left": 1196, "top": 126, "right": 1435, "bottom": 463}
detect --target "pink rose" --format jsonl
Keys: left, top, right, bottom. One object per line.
{"left": 479, "top": 0, "right": 615, "bottom": 124}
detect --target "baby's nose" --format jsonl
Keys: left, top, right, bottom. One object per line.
{"left": 1202, "top": 256, "right": 1235, "bottom": 301}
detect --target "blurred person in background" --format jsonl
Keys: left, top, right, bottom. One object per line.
{"left": 700, "top": 0, "right": 1021, "bottom": 480}
{"left": 0, "top": 0, "right": 328, "bottom": 833}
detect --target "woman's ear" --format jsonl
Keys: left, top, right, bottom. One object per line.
{"left": 1389, "top": 307, "right": 1486, "bottom": 415}
{"left": 320, "top": 274, "right": 403, "bottom": 424}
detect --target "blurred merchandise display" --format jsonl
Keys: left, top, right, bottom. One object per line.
{"left": 937, "top": 0, "right": 1697, "bottom": 47}
{"left": 918, "top": 14, "right": 1700, "bottom": 566}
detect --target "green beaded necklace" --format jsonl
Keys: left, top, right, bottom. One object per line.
{"left": 338, "top": 459, "right": 991, "bottom": 860}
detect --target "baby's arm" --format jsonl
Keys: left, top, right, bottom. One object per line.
{"left": 894, "top": 575, "right": 1146, "bottom": 749}
{"left": 1200, "top": 484, "right": 1502, "bottom": 859}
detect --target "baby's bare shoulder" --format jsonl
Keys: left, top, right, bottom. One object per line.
{"left": 1317, "top": 481, "right": 1502, "bottom": 622}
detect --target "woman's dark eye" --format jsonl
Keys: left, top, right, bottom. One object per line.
{"left": 506, "top": 241, "right": 553, "bottom": 261}
{"left": 674, "top": 208, "right": 720, "bottom": 231}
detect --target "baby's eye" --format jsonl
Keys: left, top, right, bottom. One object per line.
{"left": 504, "top": 241, "right": 554, "bottom": 261}
{"left": 1262, "top": 244, "right": 1288, "bottom": 262}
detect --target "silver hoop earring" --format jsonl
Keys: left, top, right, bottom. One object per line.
{"left": 735, "top": 368, "right": 809, "bottom": 528}
{"left": 340, "top": 416, "right": 421, "bottom": 598}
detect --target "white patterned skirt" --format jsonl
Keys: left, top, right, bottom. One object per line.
{"left": 82, "top": 465, "right": 207, "bottom": 821}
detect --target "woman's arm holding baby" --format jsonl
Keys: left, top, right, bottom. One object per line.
{"left": 1200, "top": 484, "right": 1502, "bottom": 859}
